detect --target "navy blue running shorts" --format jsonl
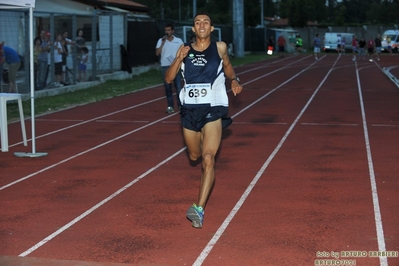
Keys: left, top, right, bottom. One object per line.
{"left": 181, "top": 105, "right": 232, "bottom": 132}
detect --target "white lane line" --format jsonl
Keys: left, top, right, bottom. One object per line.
{"left": 18, "top": 147, "right": 186, "bottom": 257}
{"left": 0, "top": 113, "right": 176, "bottom": 191}
{"left": 372, "top": 124, "right": 399, "bottom": 127}
{"left": 35, "top": 119, "right": 85, "bottom": 122}
{"left": 95, "top": 120, "right": 150, "bottom": 123}
{"left": 233, "top": 122, "right": 287, "bottom": 125}
{"left": 301, "top": 122, "right": 358, "bottom": 126}
{"left": 355, "top": 61, "right": 388, "bottom": 266}
{"left": 193, "top": 54, "right": 341, "bottom": 266}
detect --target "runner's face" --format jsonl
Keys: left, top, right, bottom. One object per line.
{"left": 192, "top": 15, "right": 214, "bottom": 39}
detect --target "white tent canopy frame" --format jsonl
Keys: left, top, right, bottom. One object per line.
{"left": 0, "top": 0, "right": 47, "bottom": 157}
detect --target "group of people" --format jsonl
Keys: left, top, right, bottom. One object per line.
{"left": 351, "top": 34, "right": 384, "bottom": 62}
{"left": 267, "top": 34, "right": 314, "bottom": 58}
{"left": 34, "top": 29, "right": 88, "bottom": 90}
{"left": 268, "top": 32, "right": 390, "bottom": 63}
{"left": 155, "top": 13, "right": 243, "bottom": 229}
{"left": 0, "top": 29, "right": 89, "bottom": 93}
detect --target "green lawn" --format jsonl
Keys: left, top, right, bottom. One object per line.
{"left": 7, "top": 53, "right": 270, "bottom": 121}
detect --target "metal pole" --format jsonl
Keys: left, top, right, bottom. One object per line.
{"left": 193, "top": 0, "right": 196, "bottom": 18}
{"left": 261, "top": 0, "right": 264, "bottom": 27}
{"left": 15, "top": 7, "right": 48, "bottom": 158}
{"left": 233, "top": 0, "right": 244, "bottom": 58}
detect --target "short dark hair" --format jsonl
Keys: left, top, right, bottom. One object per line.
{"left": 76, "top": 28, "right": 84, "bottom": 36}
{"left": 193, "top": 12, "right": 213, "bottom": 26}
{"left": 34, "top": 36, "right": 42, "bottom": 45}
{"left": 165, "top": 23, "right": 174, "bottom": 31}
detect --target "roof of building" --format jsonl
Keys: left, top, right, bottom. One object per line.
{"left": 75, "top": 0, "right": 149, "bottom": 13}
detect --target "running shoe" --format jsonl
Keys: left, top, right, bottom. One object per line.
{"left": 166, "top": 106, "right": 175, "bottom": 114}
{"left": 186, "top": 203, "right": 204, "bottom": 229}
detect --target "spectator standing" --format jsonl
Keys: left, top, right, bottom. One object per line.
{"left": 3, "top": 45, "right": 21, "bottom": 93}
{"left": 358, "top": 37, "right": 366, "bottom": 61}
{"left": 155, "top": 23, "right": 183, "bottom": 114}
{"left": 387, "top": 36, "right": 393, "bottom": 55}
{"left": 374, "top": 34, "right": 382, "bottom": 61}
{"left": 33, "top": 37, "right": 42, "bottom": 89}
{"left": 267, "top": 35, "right": 274, "bottom": 55}
{"left": 61, "top": 31, "right": 74, "bottom": 85}
{"left": 277, "top": 34, "right": 286, "bottom": 58}
{"left": 368, "top": 36, "right": 375, "bottom": 62}
{"left": 78, "top": 47, "right": 89, "bottom": 82}
{"left": 165, "top": 12, "right": 243, "bottom": 229}
{"left": 336, "top": 34, "right": 342, "bottom": 54}
{"left": 341, "top": 36, "right": 346, "bottom": 54}
{"left": 75, "top": 29, "right": 86, "bottom": 56}
{"left": 38, "top": 30, "right": 51, "bottom": 89}
{"left": 352, "top": 35, "right": 358, "bottom": 61}
{"left": 313, "top": 33, "right": 322, "bottom": 60}
{"left": 53, "top": 33, "right": 64, "bottom": 87}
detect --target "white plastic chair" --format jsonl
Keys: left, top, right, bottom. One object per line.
{"left": 0, "top": 93, "right": 27, "bottom": 152}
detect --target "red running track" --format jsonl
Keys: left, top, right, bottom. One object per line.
{"left": 1, "top": 54, "right": 398, "bottom": 266}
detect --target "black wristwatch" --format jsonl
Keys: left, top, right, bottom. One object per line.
{"left": 231, "top": 77, "right": 241, "bottom": 84}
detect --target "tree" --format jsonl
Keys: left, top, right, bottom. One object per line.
{"left": 132, "top": 0, "right": 399, "bottom": 26}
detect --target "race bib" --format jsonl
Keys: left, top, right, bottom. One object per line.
{"left": 184, "top": 83, "right": 212, "bottom": 104}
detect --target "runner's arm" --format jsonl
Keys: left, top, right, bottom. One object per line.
{"left": 218, "top": 41, "right": 242, "bottom": 96}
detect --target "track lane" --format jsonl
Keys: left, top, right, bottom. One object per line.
{"left": 0, "top": 55, "right": 397, "bottom": 266}
{"left": 1, "top": 56, "right": 321, "bottom": 259}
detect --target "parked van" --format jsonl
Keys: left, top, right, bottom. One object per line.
{"left": 381, "top": 30, "right": 399, "bottom": 53}
{"left": 323, "top": 32, "right": 354, "bottom": 52}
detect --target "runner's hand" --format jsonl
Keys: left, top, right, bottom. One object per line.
{"left": 231, "top": 80, "right": 242, "bottom": 96}
{"left": 177, "top": 45, "right": 190, "bottom": 61}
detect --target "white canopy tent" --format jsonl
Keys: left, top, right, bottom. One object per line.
{"left": 0, "top": 0, "right": 47, "bottom": 157}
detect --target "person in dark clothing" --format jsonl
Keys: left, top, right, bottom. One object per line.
{"left": 267, "top": 36, "right": 275, "bottom": 55}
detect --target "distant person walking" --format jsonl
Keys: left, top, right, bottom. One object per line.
{"left": 374, "top": 34, "right": 382, "bottom": 61}
{"left": 277, "top": 34, "right": 286, "bottom": 58}
{"left": 336, "top": 34, "right": 342, "bottom": 54}
{"left": 295, "top": 35, "right": 303, "bottom": 54}
{"left": 313, "top": 33, "right": 322, "bottom": 60}
{"left": 358, "top": 37, "right": 366, "bottom": 61}
{"left": 352, "top": 35, "right": 358, "bottom": 61}
{"left": 387, "top": 36, "right": 393, "bottom": 55}
{"left": 155, "top": 23, "right": 183, "bottom": 114}
{"left": 341, "top": 36, "right": 346, "bottom": 54}
{"left": 368, "top": 36, "right": 375, "bottom": 62}
{"left": 267, "top": 35, "right": 274, "bottom": 55}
